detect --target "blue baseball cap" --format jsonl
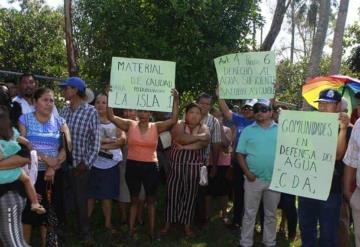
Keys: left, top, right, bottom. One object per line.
{"left": 59, "top": 77, "right": 86, "bottom": 93}
{"left": 314, "top": 89, "right": 341, "bottom": 103}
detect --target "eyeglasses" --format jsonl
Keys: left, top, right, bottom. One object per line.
{"left": 253, "top": 107, "right": 270, "bottom": 113}
{"left": 242, "top": 106, "right": 253, "bottom": 111}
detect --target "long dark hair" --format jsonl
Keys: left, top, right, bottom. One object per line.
{"left": 0, "top": 84, "right": 22, "bottom": 127}
{"left": 0, "top": 107, "right": 14, "bottom": 141}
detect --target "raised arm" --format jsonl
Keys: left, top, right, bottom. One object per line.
{"left": 336, "top": 112, "right": 350, "bottom": 160}
{"left": 156, "top": 89, "right": 180, "bottom": 133}
{"left": 107, "top": 107, "right": 132, "bottom": 132}
{"left": 215, "top": 85, "right": 232, "bottom": 120}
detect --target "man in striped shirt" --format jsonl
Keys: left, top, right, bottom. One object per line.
{"left": 195, "top": 92, "right": 222, "bottom": 226}
{"left": 59, "top": 77, "right": 100, "bottom": 245}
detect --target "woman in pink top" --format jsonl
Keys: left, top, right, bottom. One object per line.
{"left": 208, "top": 107, "right": 233, "bottom": 222}
{"left": 108, "top": 89, "right": 179, "bottom": 240}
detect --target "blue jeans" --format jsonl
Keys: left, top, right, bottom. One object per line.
{"left": 299, "top": 193, "right": 342, "bottom": 247}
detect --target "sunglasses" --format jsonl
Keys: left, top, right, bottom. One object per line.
{"left": 253, "top": 106, "right": 270, "bottom": 113}
{"left": 242, "top": 105, "right": 253, "bottom": 111}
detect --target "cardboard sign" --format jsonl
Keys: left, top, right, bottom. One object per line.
{"left": 214, "top": 51, "right": 275, "bottom": 99}
{"left": 269, "top": 110, "right": 339, "bottom": 201}
{"left": 108, "top": 57, "right": 176, "bottom": 112}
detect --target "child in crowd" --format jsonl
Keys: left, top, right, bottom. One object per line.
{"left": 0, "top": 109, "right": 45, "bottom": 214}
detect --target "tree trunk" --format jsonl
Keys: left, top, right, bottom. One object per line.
{"left": 64, "top": 0, "right": 78, "bottom": 76}
{"left": 290, "top": 0, "right": 295, "bottom": 63}
{"left": 329, "top": 0, "right": 349, "bottom": 74}
{"left": 260, "top": 0, "right": 290, "bottom": 51}
{"left": 306, "top": 0, "right": 330, "bottom": 80}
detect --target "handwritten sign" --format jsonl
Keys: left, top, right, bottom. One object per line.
{"left": 269, "top": 110, "right": 338, "bottom": 201}
{"left": 214, "top": 51, "right": 276, "bottom": 99}
{"left": 108, "top": 57, "right": 176, "bottom": 112}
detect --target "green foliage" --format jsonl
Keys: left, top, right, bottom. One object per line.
{"left": 73, "top": 0, "right": 261, "bottom": 93}
{"left": 275, "top": 56, "right": 360, "bottom": 109}
{"left": 347, "top": 46, "right": 360, "bottom": 74}
{"left": 0, "top": 1, "right": 67, "bottom": 85}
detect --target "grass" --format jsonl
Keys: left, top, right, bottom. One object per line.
{"left": 30, "top": 184, "right": 355, "bottom": 247}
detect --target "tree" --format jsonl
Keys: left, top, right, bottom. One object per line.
{"left": 261, "top": 0, "right": 290, "bottom": 51}
{"left": 348, "top": 45, "right": 360, "bottom": 73}
{"left": 306, "top": 0, "right": 331, "bottom": 79}
{"left": 329, "top": 0, "right": 349, "bottom": 74}
{"left": 73, "top": 0, "right": 261, "bottom": 93}
{"left": 64, "top": 0, "right": 78, "bottom": 76}
{"left": 0, "top": 1, "right": 67, "bottom": 80}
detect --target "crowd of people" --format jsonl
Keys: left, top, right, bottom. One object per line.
{"left": 0, "top": 73, "right": 360, "bottom": 247}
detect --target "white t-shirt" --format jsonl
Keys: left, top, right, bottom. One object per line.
{"left": 93, "top": 122, "right": 122, "bottom": 169}
{"left": 13, "top": 95, "right": 59, "bottom": 116}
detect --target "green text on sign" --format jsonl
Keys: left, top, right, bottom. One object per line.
{"left": 108, "top": 57, "right": 176, "bottom": 112}
{"left": 269, "top": 110, "right": 338, "bottom": 201}
{"left": 214, "top": 51, "right": 276, "bottom": 99}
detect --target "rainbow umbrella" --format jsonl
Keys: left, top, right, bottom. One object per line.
{"left": 302, "top": 75, "right": 360, "bottom": 112}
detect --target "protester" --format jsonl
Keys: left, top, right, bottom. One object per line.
{"left": 0, "top": 83, "right": 22, "bottom": 127}
{"left": 13, "top": 73, "right": 59, "bottom": 116}
{"left": 0, "top": 156, "right": 30, "bottom": 247}
{"left": 350, "top": 100, "right": 360, "bottom": 125}
{"left": 208, "top": 107, "right": 232, "bottom": 222}
{"left": 160, "top": 102, "right": 210, "bottom": 237}
{"left": 195, "top": 92, "right": 221, "bottom": 226}
{"left": 236, "top": 99, "right": 280, "bottom": 247}
{"left": 298, "top": 89, "right": 351, "bottom": 246}
{"left": 344, "top": 122, "right": 360, "bottom": 247}
{"left": 60, "top": 77, "right": 100, "bottom": 245}
{"left": 271, "top": 105, "right": 298, "bottom": 241}
{"left": 107, "top": 89, "right": 179, "bottom": 240}
{"left": 338, "top": 97, "right": 352, "bottom": 247}
{"left": 13, "top": 73, "right": 37, "bottom": 114}
{"left": 216, "top": 86, "right": 256, "bottom": 229}
{"left": 5, "top": 82, "right": 17, "bottom": 99}
{"left": 117, "top": 109, "right": 146, "bottom": 226}
{"left": 0, "top": 86, "right": 30, "bottom": 247}
{"left": 19, "top": 88, "right": 69, "bottom": 246}
{"left": 87, "top": 94, "right": 126, "bottom": 234}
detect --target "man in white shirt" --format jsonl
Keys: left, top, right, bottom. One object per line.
{"left": 343, "top": 119, "right": 360, "bottom": 247}
{"left": 12, "top": 73, "right": 36, "bottom": 114}
{"left": 13, "top": 73, "right": 58, "bottom": 116}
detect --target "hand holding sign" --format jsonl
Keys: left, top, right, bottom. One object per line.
{"left": 339, "top": 112, "right": 350, "bottom": 129}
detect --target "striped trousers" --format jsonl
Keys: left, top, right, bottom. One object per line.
{"left": 0, "top": 191, "right": 29, "bottom": 247}
{"left": 165, "top": 162, "right": 200, "bottom": 225}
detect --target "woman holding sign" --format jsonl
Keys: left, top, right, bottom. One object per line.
{"left": 107, "top": 89, "right": 179, "bottom": 240}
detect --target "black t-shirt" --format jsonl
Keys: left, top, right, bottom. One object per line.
{"left": 331, "top": 126, "right": 352, "bottom": 194}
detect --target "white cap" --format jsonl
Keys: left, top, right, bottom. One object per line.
{"left": 244, "top": 99, "right": 258, "bottom": 107}
{"left": 255, "top": 99, "right": 271, "bottom": 107}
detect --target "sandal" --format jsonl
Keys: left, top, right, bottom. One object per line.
{"left": 31, "top": 203, "right": 46, "bottom": 214}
